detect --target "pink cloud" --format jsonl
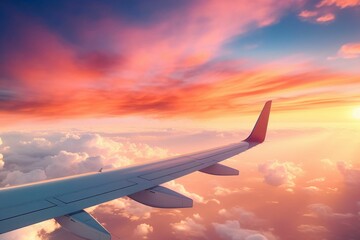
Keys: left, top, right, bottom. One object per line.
{"left": 316, "top": 13, "right": 335, "bottom": 22}
{"left": 258, "top": 160, "right": 303, "bottom": 187}
{"left": 298, "top": 10, "right": 318, "bottom": 18}
{"left": 133, "top": 223, "right": 154, "bottom": 239}
{"left": 300, "top": 0, "right": 359, "bottom": 24}
{"left": 0, "top": 132, "right": 172, "bottom": 187}
{"left": 212, "top": 220, "right": 276, "bottom": 240}
{"left": 307, "top": 203, "right": 355, "bottom": 219}
{"left": 1, "top": 0, "right": 306, "bottom": 122}
{"left": 317, "top": 0, "right": 360, "bottom": 8}
{"left": 297, "top": 224, "right": 328, "bottom": 233}
{"left": 298, "top": 10, "right": 335, "bottom": 23}
{"left": 337, "top": 42, "right": 360, "bottom": 59}
{"left": 170, "top": 214, "right": 207, "bottom": 239}
{"left": 337, "top": 161, "right": 360, "bottom": 186}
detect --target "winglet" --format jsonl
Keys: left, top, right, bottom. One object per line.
{"left": 244, "top": 101, "right": 272, "bottom": 143}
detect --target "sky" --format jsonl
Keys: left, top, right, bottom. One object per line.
{"left": 0, "top": 0, "right": 360, "bottom": 240}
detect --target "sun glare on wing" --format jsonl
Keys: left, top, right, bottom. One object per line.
{"left": 353, "top": 107, "right": 360, "bottom": 120}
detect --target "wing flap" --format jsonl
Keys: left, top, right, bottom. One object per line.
{"left": 129, "top": 186, "right": 193, "bottom": 208}
{"left": 55, "top": 210, "right": 111, "bottom": 240}
{"left": 199, "top": 163, "right": 239, "bottom": 176}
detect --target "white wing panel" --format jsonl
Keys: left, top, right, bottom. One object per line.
{"left": 0, "top": 200, "right": 56, "bottom": 221}
{"left": 55, "top": 180, "right": 136, "bottom": 204}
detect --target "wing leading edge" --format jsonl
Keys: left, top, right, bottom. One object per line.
{"left": 0, "top": 101, "right": 272, "bottom": 239}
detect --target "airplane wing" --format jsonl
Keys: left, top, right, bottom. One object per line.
{"left": 0, "top": 101, "right": 272, "bottom": 240}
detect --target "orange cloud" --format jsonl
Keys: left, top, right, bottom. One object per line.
{"left": 316, "top": 13, "right": 335, "bottom": 22}
{"left": 1, "top": 61, "right": 360, "bottom": 120}
{"left": 298, "top": 10, "right": 318, "bottom": 18}
{"left": 300, "top": 0, "right": 359, "bottom": 24}
{"left": 1, "top": 1, "right": 360, "bottom": 124}
{"left": 338, "top": 42, "right": 360, "bottom": 58}
{"left": 317, "top": 0, "right": 360, "bottom": 8}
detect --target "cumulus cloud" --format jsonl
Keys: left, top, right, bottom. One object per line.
{"left": 212, "top": 220, "right": 275, "bottom": 240}
{"left": 133, "top": 223, "right": 154, "bottom": 239}
{"left": 218, "top": 207, "right": 265, "bottom": 228}
{"left": 337, "top": 161, "right": 360, "bottom": 186}
{"left": 164, "top": 180, "right": 205, "bottom": 203}
{"left": 0, "top": 132, "right": 171, "bottom": 187}
{"left": 171, "top": 214, "right": 207, "bottom": 239}
{"left": 91, "top": 197, "right": 156, "bottom": 221}
{"left": 1, "top": 169, "right": 47, "bottom": 186}
{"left": 306, "top": 203, "right": 355, "bottom": 220}
{"left": 0, "top": 131, "right": 172, "bottom": 237}
{"left": 258, "top": 160, "right": 303, "bottom": 187}
{"left": 1, "top": 219, "right": 59, "bottom": 240}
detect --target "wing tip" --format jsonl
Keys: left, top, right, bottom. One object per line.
{"left": 244, "top": 100, "right": 272, "bottom": 143}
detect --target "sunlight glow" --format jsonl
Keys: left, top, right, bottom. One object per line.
{"left": 353, "top": 107, "right": 360, "bottom": 119}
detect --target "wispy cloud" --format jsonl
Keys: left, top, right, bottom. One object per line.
{"left": 317, "top": 0, "right": 360, "bottom": 8}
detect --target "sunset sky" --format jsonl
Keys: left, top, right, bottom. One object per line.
{"left": 1, "top": 0, "right": 360, "bottom": 240}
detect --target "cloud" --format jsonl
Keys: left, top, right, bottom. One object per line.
{"left": 0, "top": 131, "right": 171, "bottom": 237}
{"left": 1, "top": 169, "right": 47, "bottom": 186}
{"left": 0, "top": 0, "right": 294, "bottom": 119}
{"left": 337, "top": 161, "right": 360, "bottom": 186}
{"left": 212, "top": 220, "right": 275, "bottom": 240}
{"left": 213, "top": 186, "right": 251, "bottom": 196}
{"left": 171, "top": 214, "right": 207, "bottom": 239}
{"left": 164, "top": 180, "right": 205, "bottom": 203}
{"left": 298, "top": 10, "right": 336, "bottom": 23}
{"left": 0, "top": 219, "right": 59, "bottom": 240}
{"left": 133, "top": 223, "right": 154, "bottom": 239}
{"left": 307, "top": 203, "right": 355, "bottom": 220}
{"left": 300, "top": 0, "right": 359, "bottom": 24}
{"left": 306, "top": 177, "right": 326, "bottom": 183}
{"left": 0, "top": 155, "right": 4, "bottom": 171}
{"left": 91, "top": 197, "right": 156, "bottom": 221}
{"left": 302, "top": 186, "right": 321, "bottom": 193}
{"left": 218, "top": 207, "right": 265, "bottom": 228}
{"left": 316, "top": 13, "right": 335, "bottom": 22}
{"left": 3, "top": 1, "right": 360, "bottom": 122}
{"left": 337, "top": 42, "right": 360, "bottom": 59}
{"left": 0, "top": 132, "right": 171, "bottom": 187}
{"left": 298, "top": 10, "right": 318, "bottom": 18}
{"left": 317, "top": 0, "right": 360, "bottom": 8}
{"left": 258, "top": 160, "right": 303, "bottom": 187}
{"left": 297, "top": 224, "right": 328, "bottom": 233}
